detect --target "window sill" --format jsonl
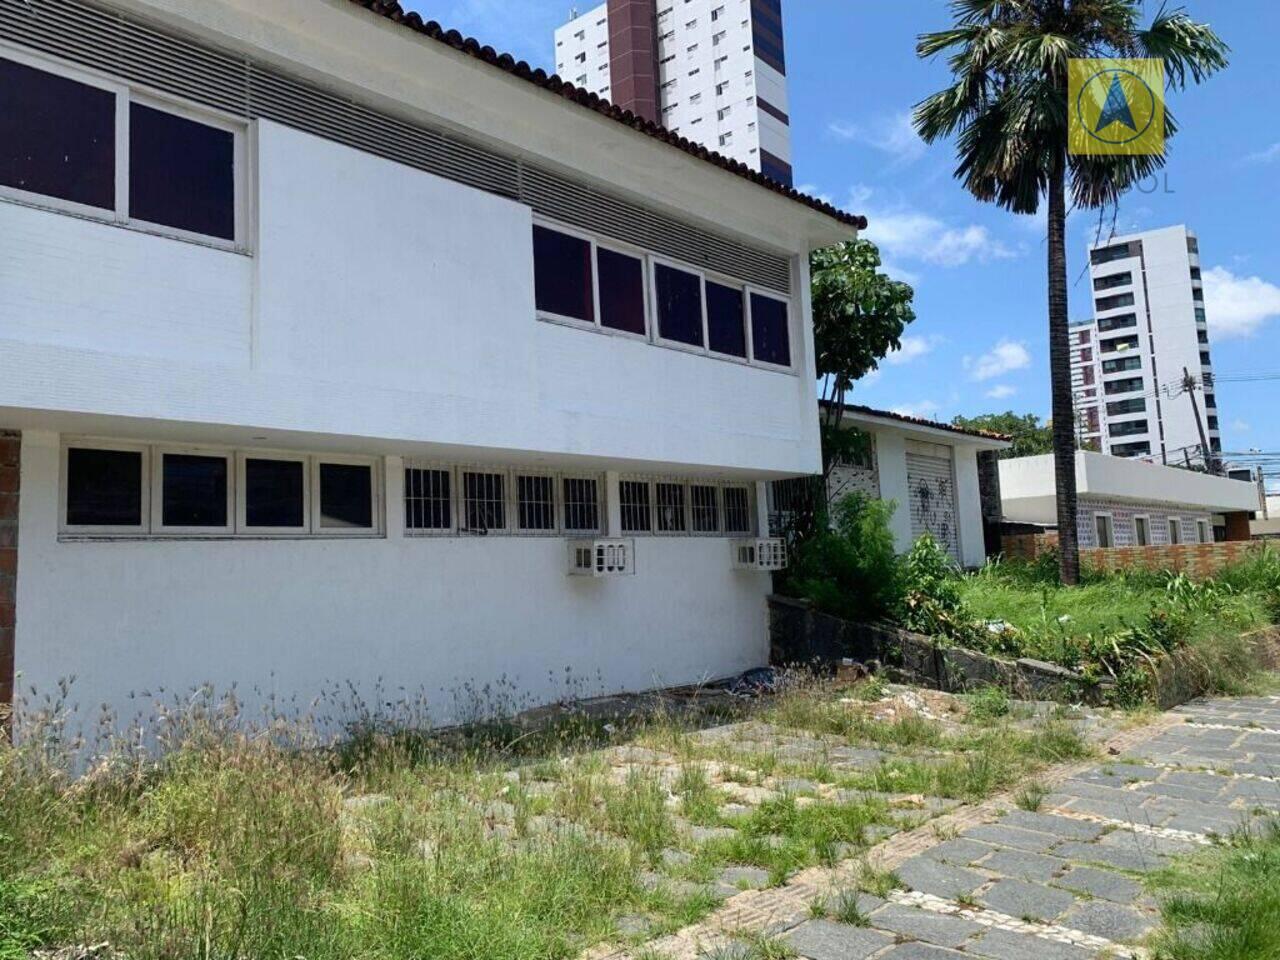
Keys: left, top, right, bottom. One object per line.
{"left": 58, "top": 533, "right": 384, "bottom": 543}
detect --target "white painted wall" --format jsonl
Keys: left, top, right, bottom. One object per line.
{"left": 0, "top": 121, "right": 818, "bottom": 476}
{"left": 14, "top": 431, "right": 770, "bottom": 738}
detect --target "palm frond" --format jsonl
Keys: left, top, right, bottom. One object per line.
{"left": 1137, "top": 9, "right": 1229, "bottom": 88}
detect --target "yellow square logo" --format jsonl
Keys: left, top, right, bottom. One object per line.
{"left": 1069, "top": 59, "right": 1165, "bottom": 155}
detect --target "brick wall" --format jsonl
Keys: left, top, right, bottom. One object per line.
{"left": 1001, "top": 530, "right": 1263, "bottom": 579}
{"left": 0, "top": 431, "right": 17, "bottom": 727}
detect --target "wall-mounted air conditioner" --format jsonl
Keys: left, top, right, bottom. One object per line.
{"left": 732, "top": 538, "right": 787, "bottom": 572}
{"left": 568, "top": 539, "right": 635, "bottom": 577}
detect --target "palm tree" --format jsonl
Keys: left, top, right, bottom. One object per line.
{"left": 913, "top": 0, "right": 1227, "bottom": 584}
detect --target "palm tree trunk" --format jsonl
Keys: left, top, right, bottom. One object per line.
{"left": 1047, "top": 149, "right": 1080, "bottom": 585}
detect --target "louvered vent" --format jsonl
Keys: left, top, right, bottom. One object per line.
{"left": 0, "top": 0, "right": 791, "bottom": 293}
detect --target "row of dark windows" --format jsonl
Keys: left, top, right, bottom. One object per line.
{"left": 1102, "top": 355, "right": 1142, "bottom": 374}
{"left": 1105, "top": 376, "right": 1144, "bottom": 395}
{"left": 1092, "top": 271, "right": 1132, "bottom": 292}
{"left": 1097, "top": 313, "right": 1137, "bottom": 333}
{"left": 1108, "top": 419, "right": 1149, "bottom": 438}
{"left": 533, "top": 224, "right": 792, "bottom": 368}
{"left": 1110, "top": 440, "right": 1151, "bottom": 457}
{"left": 1, "top": 55, "right": 238, "bottom": 242}
{"left": 1099, "top": 334, "right": 1139, "bottom": 353}
{"left": 1095, "top": 292, "right": 1135, "bottom": 312}
{"left": 1106, "top": 397, "right": 1146, "bottom": 416}
{"left": 1090, "top": 242, "right": 1137, "bottom": 265}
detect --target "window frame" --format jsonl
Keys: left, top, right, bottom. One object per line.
{"left": 60, "top": 440, "right": 150, "bottom": 536}
{"left": 746, "top": 286, "right": 793, "bottom": 371}
{"left": 1197, "top": 519, "right": 1211, "bottom": 544}
{"left": 1134, "top": 515, "right": 1151, "bottom": 547}
{"left": 593, "top": 238, "right": 651, "bottom": 341}
{"left": 236, "top": 450, "right": 312, "bottom": 537}
{"left": 458, "top": 467, "right": 510, "bottom": 536}
{"left": 311, "top": 454, "right": 382, "bottom": 537}
{"left": 649, "top": 255, "right": 709, "bottom": 355}
{"left": 1167, "top": 517, "right": 1183, "bottom": 545}
{"left": 721, "top": 483, "right": 754, "bottom": 535}
{"left": 0, "top": 43, "right": 250, "bottom": 253}
{"left": 560, "top": 473, "right": 605, "bottom": 535}
{"left": 703, "top": 271, "right": 750, "bottom": 363}
{"left": 403, "top": 463, "right": 457, "bottom": 536}
{"left": 151, "top": 445, "right": 235, "bottom": 536}
{"left": 532, "top": 219, "right": 599, "bottom": 330}
{"left": 1093, "top": 512, "right": 1114, "bottom": 549}
{"left": 513, "top": 469, "right": 560, "bottom": 536}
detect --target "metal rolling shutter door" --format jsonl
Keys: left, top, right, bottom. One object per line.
{"left": 906, "top": 446, "right": 961, "bottom": 563}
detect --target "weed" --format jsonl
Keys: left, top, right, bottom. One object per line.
{"left": 1015, "top": 781, "right": 1049, "bottom": 812}
{"left": 831, "top": 888, "right": 871, "bottom": 926}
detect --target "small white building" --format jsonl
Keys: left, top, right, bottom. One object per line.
{"left": 769, "top": 405, "right": 1009, "bottom": 569}
{"left": 0, "top": 0, "right": 862, "bottom": 735}
{"left": 1000, "top": 452, "right": 1261, "bottom": 548}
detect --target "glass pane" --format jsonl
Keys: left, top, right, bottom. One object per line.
{"left": 129, "top": 103, "right": 235, "bottom": 240}
{"left": 706, "top": 281, "right": 746, "bottom": 357}
{"left": 463, "top": 472, "right": 505, "bottom": 532}
{"left": 751, "top": 293, "right": 790, "bottom": 366}
{"left": 162, "top": 453, "right": 227, "bottom": 527}
{"left": 655, "top": 263, "right": 704, "bottom": 346}
{"left": 656, "top": 482, "right": 686, "bottom": 532}
{"left": 517, "top": 475, "right": 555, "bottom": 530}
{"left": 405, "top": 468, "right": 451, "bottom": 530}
{"left": 245, "top": 458, "right": 305, "bottom": 528}
{"left": 597, "top": 247, "right": 646, "bottom": 334}
{"left": 66, "top": 448, "right": 141, "bottom": 526}
{"left": 0, "top": 57, "right": 115, "bottom": 210}
{"left": 562, "top": 478, "right": 599, "bottom": 532}
{"left": 319, "top": 463, "right": 373, "bottom": 529}
{"left": 533, "top": 226, "right": 594, "bottom": 322}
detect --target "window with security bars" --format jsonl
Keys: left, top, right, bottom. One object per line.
{"left": 517, "top": 474, "right": 556, "bottom": 531}
{"left": 562, "top": 477, "right": 601, "bottom": 533}
{"left": 620, "top": 480, "right": 652, "bottom": 532}
{"left": 405, "top": 467, "right": 452, "bottom": 531}
{"left": 690, "top": 484, "right": 720, "bottom": 533}
{"left": 656, "top": 482, "right": 687, "bottom": 532}
{"left": 462, "top": 470, "right": 506, "bottom": 533}
{"left": 722, "top": 486, "right": 752, "bottom": 534}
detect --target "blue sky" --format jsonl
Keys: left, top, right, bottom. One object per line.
{"left": 413, "top": 1, "right": 1280, "bottom": 484}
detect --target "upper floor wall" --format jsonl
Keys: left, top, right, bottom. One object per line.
{"left": 0, "top": 37, "right": 820, "bottom": 476}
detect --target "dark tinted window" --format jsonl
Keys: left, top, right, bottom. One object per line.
{"left": 1, "top": 57, "right": 116, "bottom": 210}
{"left": 655, "top": 263, "right": 703, "bottom": 346}
{"left": 66, "top": 448, "right": 142, "bottom": 526}
{"left": 706, "top": 281, "right": 746, "bottom": 357}
{"left": 597, "top": 247, "right": 646, "bottom": 334}
{"left": 162, "top": 453, "right": 228, "bottom": 527}
{"left": 751, "top": 293, "right": 791, "bottom": 366}
{"left": 245, "top": 458, "right": 306, "bottom": 528}
{"left": 723, "top": 487, "right": 751, "bottom": 533}
{"left": 533, "top": 226, "right": 594, "bottom": 322}
{"left": 462, "top": 471, "right": 505, "bottom": 532}
{"left": 130, "top": 103, "right": 235, "bottom": 240}
{"left": 620, "top": 480, "right": 651, "bottom": 532}
{"left": 319, "top": 463, "right": 373, "bottom": 529}
{"left": 562, "top": 478, "right": 600, "bottom": 532}
{"left": 517, "top": 475, "right": 555, "bottom": 530}
{"left": 691, "top": 484, "right": 719, "bottom": 532}
{"left": 405, "top": 468, "right": 451, "bottom": 530}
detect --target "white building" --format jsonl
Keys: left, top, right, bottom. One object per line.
{"left": 1071, "top": 225, "right": 1220, "bottom": 465}
{"left": 555, "top": 0, "right": 794, "bottom": 185}
{"left": 1000, "top": 452, "right": 1259, "bottom": 548}
{"left": 0, "top": 0, "right": 862, "bottom": 736}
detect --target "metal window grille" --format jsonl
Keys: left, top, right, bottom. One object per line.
{"left": 619, "top": 480, "right": 652, "bottom": 532}
{"left": 655, "top": 481, "right": 687, "bottom": 533}
{"left": 690, "top": 484, "right": 720, "bottom": 533}
{"left": 404, "top": 467, "right": 452, "bottom": 531}
{"left": 516, "top": 474, "right": 556, "bottom": 531}
{"left": 462, "top": 470, "right": 506, "bottom": 533}
{"left": 766, "top": 475, "right": 821, "bottom": 536}
{"left": 562, "top": 477, "right": 601, "bottom": 533}
{"left": 723, "top": 485, "right": 751, "bottom": 534}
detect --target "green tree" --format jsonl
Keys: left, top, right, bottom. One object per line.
{"left": 952, "top": 411, "right": 1054, "bottom": 458}
{"left": 913, "top": 1, "right": 1227, "bottom": 585}
{"left": 811, "top": 239, "right": 916, "bottom": 473}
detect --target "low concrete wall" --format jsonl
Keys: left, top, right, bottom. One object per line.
{"left": 1002, "top": 533, "right": 1265, "bottom": 579}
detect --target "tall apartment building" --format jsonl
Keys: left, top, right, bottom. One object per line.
{"left": 1071, "top": 225, "right": 1220, "bottom": 465}
{"left": 554, "top": 0, "right": 794, "bottom": 185}
{"left": 0, "top": 0, "right": 860, "bottom": 735}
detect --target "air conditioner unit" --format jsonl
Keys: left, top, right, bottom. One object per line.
{"left": 732, "top": 538, "right": 787, "bottom": 571}
{"left": 568, "top": 539, "right": 635, "bottom": 577}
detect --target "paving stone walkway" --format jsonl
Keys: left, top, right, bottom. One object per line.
{"left": 611, "top": 692, "right": 1280, "bottom": 960}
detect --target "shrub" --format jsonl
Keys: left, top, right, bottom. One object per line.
{"left": 781, "top": 493, "right": 904, "bottom": 622}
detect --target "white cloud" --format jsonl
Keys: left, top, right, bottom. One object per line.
{"left": 985, "top": 384, "right": 1017, "bottom": 400}
{"left": 1231, "top": 419, "right": 1250, "bottom": 433}
{"left": 890, "top": 400, "right": 941, "bottom": 420}
{"left": 828, "top": 112, "right": 925, "bottom": 164}
{"left": 967, "top": 340, "right": 1032, "bottom": 381}
{"left": 1244, "top": 142, "right": 1280, "bottom": 164}
{"left": 859, "top": 199, "right": 1016, "bottom": 269}
{"left": 885, "top": 334, "right": 941, "bottom": 366}
{"left": 1201, "top": 266, "right": 1280, "bottom": 339}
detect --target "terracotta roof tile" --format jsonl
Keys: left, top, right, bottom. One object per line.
{"left": 345, "top": 0, "right": 867, "bottom": 230}
{"left": 829, "top": 401, "right": 1013, "bottom": 443}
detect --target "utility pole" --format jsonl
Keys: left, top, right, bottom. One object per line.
{"left": 1182, "top": 366, "right": 1215, "bottom": 474}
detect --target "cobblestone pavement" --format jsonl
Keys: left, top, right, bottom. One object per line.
{"left": 607, "top": 692, "right": 1280, "bottom": 960}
